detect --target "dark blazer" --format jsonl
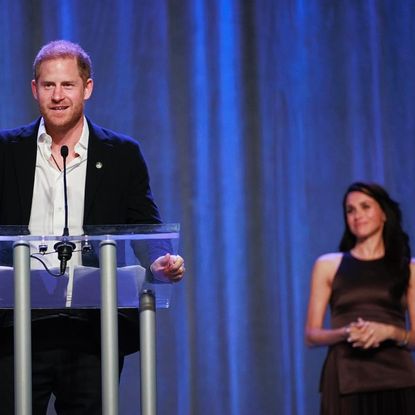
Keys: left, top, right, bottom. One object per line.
{"left": 0, "top": 117, "right": 163, "bottom": 354}
{"left": 0, "top": 117, "right": 161, "bottom": 226}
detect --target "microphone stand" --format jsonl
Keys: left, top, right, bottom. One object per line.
{"left": 54, "top": 145, "right": 75, "bottom": 275}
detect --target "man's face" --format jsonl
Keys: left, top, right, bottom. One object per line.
{"left": 31, "top": 57, "right": 93, "bottom": 135}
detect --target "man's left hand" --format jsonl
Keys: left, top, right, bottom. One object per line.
{"left": 150, "top": 254, "right": 185, "bottom": 282}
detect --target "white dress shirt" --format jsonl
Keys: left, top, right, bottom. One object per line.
{"left": 28, "top": 117, "right": 89, "bottom": 270}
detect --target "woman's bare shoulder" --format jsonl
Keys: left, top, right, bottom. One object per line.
{"left": 313, "top": 252, "right": 343, "bottom": 276}
{"left": 312, "top": 252, "right": 343, "bottom": 285}
{"left": 316, "top": 252, "right": 343, "bottom": 264}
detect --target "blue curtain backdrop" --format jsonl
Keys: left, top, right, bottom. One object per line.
{"left": 1, "top": 1, "right": 415, "bottom": 414}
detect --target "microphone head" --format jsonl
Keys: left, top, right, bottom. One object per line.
{"left": 61, "top": 145, "right": 69, "bottom": 158}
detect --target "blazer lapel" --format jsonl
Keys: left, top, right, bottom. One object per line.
{"left": 83, "top": 119, "right": 113, "bottom": 222}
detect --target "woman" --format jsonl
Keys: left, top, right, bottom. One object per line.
{"left": 305, "top": 182, "right": 415, "bottom": 414}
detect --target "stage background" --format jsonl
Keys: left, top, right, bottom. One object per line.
{"left": 1, "top": 1, "right": 415, "bottom": 414}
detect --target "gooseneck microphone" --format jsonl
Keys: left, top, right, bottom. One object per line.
{"left": 54, "top": 145, "right": 76, "bottom": 274}
{"left": 61, "top": 145, "right": 70, "bottom": 236}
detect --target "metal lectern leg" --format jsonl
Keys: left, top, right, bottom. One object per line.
{"left": 100, "top": 240, "right": 119, "bottom": 415}
{"left": 13, "top": 241, "right": 32, "bottom": 415}
{"left": 140, "top": 290, "right": 157, "bottom": 415}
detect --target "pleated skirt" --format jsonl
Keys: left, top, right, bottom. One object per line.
{"left": 320, "top": 352, "right": 415, "bottom": 415}
{"left": 321, "top": 387, "right": 415, "bottom": 415}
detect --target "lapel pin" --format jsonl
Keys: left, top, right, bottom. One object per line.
{"left": 96, "top": 162, "right": 103, "bottom": 169}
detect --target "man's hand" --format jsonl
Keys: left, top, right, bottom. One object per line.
{"left": 150, "top": 254, "right": 185, "bottom": 283}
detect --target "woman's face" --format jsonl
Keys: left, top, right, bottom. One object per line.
{"left": 345, "top": 191, "right": 386, "bottom": 240}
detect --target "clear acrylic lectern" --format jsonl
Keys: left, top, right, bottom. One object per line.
{"left": 0, "top": 223, "right": 180, "bottom": 415}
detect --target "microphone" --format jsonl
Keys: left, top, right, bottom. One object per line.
{"left": 61, "top": 145, "right": 69, "bottom": 236}
{"left": 54, "top": 145, "right": 75, "bottom": 274}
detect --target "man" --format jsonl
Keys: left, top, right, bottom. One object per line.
{"left": 0, "top": 40, "right": 184, "bottom": 414}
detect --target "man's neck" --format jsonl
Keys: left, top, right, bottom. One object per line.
{"left": 45, "top": 117, "right": 85, "bottom": 149}
{"left": 45, "top": 117, "right": 86, "bottom": 164}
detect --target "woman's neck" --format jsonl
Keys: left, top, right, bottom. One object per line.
{"left": 351, "top": 236, "right": 385, "bottom": 260}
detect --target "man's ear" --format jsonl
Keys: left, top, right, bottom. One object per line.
{"left": 84, "top": 78, "right": 94, "bottom": 100}
{"left": 31, "top": 80, "right": 39, "bottom": 101}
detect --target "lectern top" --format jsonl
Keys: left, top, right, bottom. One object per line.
{"left": 0, "top": 223, "right": 180, "bottom": 241}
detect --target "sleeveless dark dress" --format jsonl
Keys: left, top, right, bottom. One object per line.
{"left": 320, "top": 253, "right": 415, "bottom": 414}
